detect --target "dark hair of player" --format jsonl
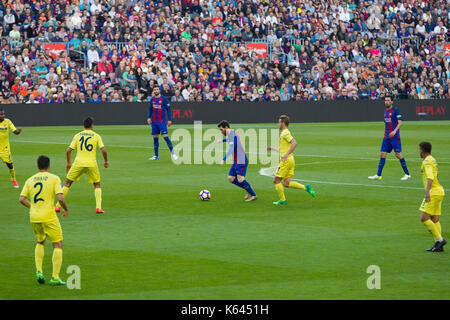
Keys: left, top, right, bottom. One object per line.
{"left": 217, "top": 120, "right": 230, "bottom": 128}
{"left": 37, "top": 155, "right": 50, "bottom": 170}
{"left": 84, "top": 116, "right": 94, "bottom": 128}
{"left": 385, "top": 95, "right": 393, "bottom": 101}
{"left": 279, "top": 115, "right": 290, "bottom": 127}
{"left": 419, "top": 141, "right": 432, "bottom": 154}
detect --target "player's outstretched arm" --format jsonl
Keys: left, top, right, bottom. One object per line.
{"left": 101, "top": 147, "right": 109, "bottom": 168}
{"left": 19, "top": 195, "right": 30, "bottom": 209}
{"left": 57, "top": 193, "right": 69, "bottom": 217}
{"left": 66, "top": 147, "right": 73, "bottom": 172}
{"left": 267, "top": 146, "right": 279, "bottom": 152}
{"left": 13, "top": 128, "right": 22, "bottom": 135}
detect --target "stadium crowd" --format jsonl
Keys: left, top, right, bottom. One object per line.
{"left": 0, "top": 0, "right": 449, "bottom": 104}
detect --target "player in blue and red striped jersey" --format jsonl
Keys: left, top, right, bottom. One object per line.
{"left": 217, "top": 120, "right": 257, "bottom": 202}
{"left": 369, "top": 95, "right": 410, "bottom": 181}
{"left": 147, "top": 87, "right": 178, "bottom": 161}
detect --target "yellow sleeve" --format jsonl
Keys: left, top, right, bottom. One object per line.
{"left": 283, "top": 130, "right": 294, "bottom": 143}
{"left": 69, "top": 134, "right": 78, "bottom": 150}
{"left": 97, "top": 134, "right": 104, "bottom": 149}
{"left": 424, "top": 162, "right": 434, "bottom": 180}
{"left": 54, "top": 176, "right": 63, "bottom": 195}
{"left": 7, "top": 119, "right": 17, "bottom": 133}
{"left": 20, "top": 179, "right": 30, "bottom": 198}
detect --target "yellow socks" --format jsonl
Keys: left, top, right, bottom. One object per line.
{"left": 95, "top": 188, "right": 102, "bottom": 210}
{"left": 56, "top": 186, "right": 69, "bottom": 209}
{"left": 35, "top": 243, "right": 44, "bottom": 272}
{"left": 288, "top": 181, "right": 306, "bottom": 190}
{"left": 423, "top": 219, "right": 441, "bottom": 241}
{"left": 275, "top": 183, "right": 286, "bottom": 201}
{"left": 9, "top": 168, "right": 16, "bottom": 181}
{"left": 435, "top": 221, "right": 442, "bottom": 236}
{"left": 52, "top": 248, "right": 63, "bottom": 279}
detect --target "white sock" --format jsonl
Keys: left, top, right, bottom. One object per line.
{"left": 437, "top": 237, "right": 443, "bottom": 242}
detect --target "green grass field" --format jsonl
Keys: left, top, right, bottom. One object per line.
{"left": 0, "top": 121, "right": 449, "bottom": 300}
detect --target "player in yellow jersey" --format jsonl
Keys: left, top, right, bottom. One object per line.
{"left": 19, "top": 155, "right": 69, "bottom": 286}
{"left": 0, "top": 109, "right": 22, "bottom": 188}
{"left": 55, "top": 117, "right": 109, "bottom": 214}
{"left": 418, "top": 142, "right": 446, "bottom": 252}
{"left": 267, "top": 115, "right": 316, "bottom": 205}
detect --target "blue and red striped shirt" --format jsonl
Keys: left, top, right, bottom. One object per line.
{"left": 148, "top": 95, "right": 171, "bottom": 123}
{"left": 384, "top": 107, "right": 402, "bottom": 139}
{"left": 223, "top": 130, "right": 248, "bottom": 165}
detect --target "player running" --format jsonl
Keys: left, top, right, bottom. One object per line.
{"left": 217, "top": 120, "right": 257, "bottom": 202}
{"left": 267, "top": 115, "right": 315, "bottom": 205}
{"left": 55, "top": 117, "right": 109, "bottom": 214}
{"left": 417, "top": 142, "right": 446, "bottom": 252}
{"left": 147, "top": 87, "right": 178, "bottom": 161}
{"left": 368, "top": 95, "right": 410, "bottom": 181}
{"left": 0, "top": 109, "right": 22, "bottom": 188}
{"left": 19, "top": 155, "right": 69, "bottom": 286}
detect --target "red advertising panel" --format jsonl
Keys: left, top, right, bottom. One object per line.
{"left": 245, "top": 43, "right": 267, "bottom": 58}
{"left": 44, "top": 43, "right": 67, "bottom": 59}
{"left": 444, "top": 43, "right": 450, "bottom": 57}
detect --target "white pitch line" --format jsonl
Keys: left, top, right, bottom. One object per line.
{"left": 13, "top": 139, "right": 450, "bottom": 163}
{"left": 258, "top": 166, "right": 450, "bottom": 192}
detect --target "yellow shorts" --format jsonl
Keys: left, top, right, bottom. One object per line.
{"left": 275, "top": 156, "right": 295, "bottom": 179}
{"left": 32, "top": 219, "right": 63, "bottom": 243}
{"left": 67, "top": 164, "right": 100, "bottom": 183}
{"left": 419, "top": 195, "right": 444, "bottom": 216}
{"left": 0, "top": 151, "right": 12, "bottom": 163}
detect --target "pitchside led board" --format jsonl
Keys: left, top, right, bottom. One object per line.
{"left": 3, "top": 100, "right": 449, "bottom": 127}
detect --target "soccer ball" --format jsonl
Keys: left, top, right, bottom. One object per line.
{"left": 199, "top": 189, "right": 211, "bottom": 201}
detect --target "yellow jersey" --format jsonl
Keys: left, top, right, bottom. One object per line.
{"left": 21, "top": 172, "right": 63, "bottom": 223}
{"left": 279, "top": 128, "right": 294, "bottom": 160}
{"left": 421, "top": 155, "right": 445, "bottom": 196}
{"left": 0, "top": 118, "right": 17, "bottom": 151}
{"left": 69, "top": 130, "right": 104, "bottom": 167}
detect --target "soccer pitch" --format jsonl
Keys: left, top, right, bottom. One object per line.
{"left": 1, "top": 121, "right": 449, "bottom": 300}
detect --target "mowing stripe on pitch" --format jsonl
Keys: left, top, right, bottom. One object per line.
{"left": 258, "top": 166, "right": 450, "bottom": 192}
{"left": 13, "top": 139, "right": 450, "bottom": 163}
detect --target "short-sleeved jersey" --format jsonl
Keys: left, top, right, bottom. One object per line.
{"left": 384, "top": 107, "right": 402, "bottom": 139}
{"left": 0, "top": 118, "right": 17, "bottom": 150}
{"left": 69, "top": 130, "right": 104, "bottom": 167}
{"left": 223, "top": 130, "right": 248, "bottom": 165}
{"left": 21, "top": 172, "right": 63, "bottom": 223}
{"left": 148, "top": 96, "right": 171, "bottom": 123}
{"left": 279, "top": 128, "right": 294, "bottom": 161}
{"left": 421, "top": 155, "right": 445, "bottom": 196}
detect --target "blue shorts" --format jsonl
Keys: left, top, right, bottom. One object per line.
{"left": 381, "top": 137, "right": 402, "bottom": 153}
{"left": 229, "top": 163, "right": 248, "bottom": 177}
{"left": 151, "top": 122, "right": 168, "bottom": 135}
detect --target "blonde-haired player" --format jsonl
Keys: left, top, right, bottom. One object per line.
{"left": 267, "top": 115, "right": 316, "bottom": 205}
{"left": 0, "top": 109, "right": 22, "bottom": 188}
{"left": 418, "top": 141, "right": 446, "bottom": 252}
{"left": 19, "top": 155, "right": 68, "bottom": 286}
{"left": 55, "top": 116, "right": 109, "bottom": 214}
